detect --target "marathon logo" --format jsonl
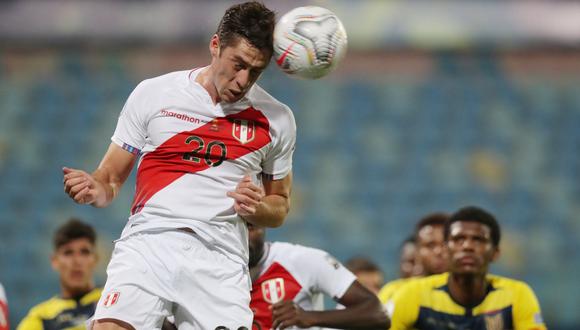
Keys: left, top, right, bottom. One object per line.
{"left": 161, "top": 109, "right": 202, "bottom": 124}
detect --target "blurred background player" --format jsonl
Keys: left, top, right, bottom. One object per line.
{"left": 398, "top": 235, "right": 422, "bottom": 279}
{"left": 248, "top": 224, "right": 388, "bottom": 330}
{"left": 379, "top": 212, "right": 449, "bottom": 304}
{"left": 344, "top": 256, "right": 385, "bottom": 295}
{"left": 62, "top": 2, "right": 294, "bottom": 329}
{"left": 0, "top": 282, "right": 8, "bottom": 330}
{"left": 388, "top": 206, "right": 547, "bottom": 330}
{"left": 17, "top": 219, "right": 101, "bottom": 330}
{"left": 414, "top": 212, "right": 450, "bottom": 276}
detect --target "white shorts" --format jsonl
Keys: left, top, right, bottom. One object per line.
{"left": 92, "top": 230, "right": 252, "bottom": 330}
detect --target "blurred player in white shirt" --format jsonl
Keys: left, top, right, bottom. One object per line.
{"left": 63, "top": 2, "right": 295, "bottom": 329}
{"left": 248, "top": 224, "right": 389, "bottom": 330}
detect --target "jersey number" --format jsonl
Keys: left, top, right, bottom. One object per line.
{"left": 182, "top": 135, "right": 227, "bottom": 167}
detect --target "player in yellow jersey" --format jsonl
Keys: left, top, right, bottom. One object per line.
{"left": 388, "top": 206, "right": 547, "bottom": 330}
{"left": 379, "top": 213, "right": 449, "bottom": 304}
{"left": 18, "top": 219, "right": 102, "bottom": 330}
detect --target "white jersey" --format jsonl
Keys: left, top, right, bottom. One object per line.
{"left": 112, "top": 68, "right": 296, "bottom": 264}
{"left": 250, "top": 242, "right": 357, "bottom": 330}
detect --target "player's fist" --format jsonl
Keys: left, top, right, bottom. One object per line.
{"left": 227, "top": 175, "right": 265, "bottom": 216}
{"left": 62, "top": 167, "right": 100, "bottom": 205}
{"left": 271, "top": 300, "right": 314, "bottom": 329}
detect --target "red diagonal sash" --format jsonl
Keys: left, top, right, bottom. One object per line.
{"left": 130, "top": 107, "right": 271, "bottom": 214}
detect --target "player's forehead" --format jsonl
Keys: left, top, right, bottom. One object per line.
{"left": 57, "top": 237, "right": 95, "bottom": 251}
{"left": 449, "top": 221, "right": 491, "bottom": 237}
{"left": 417, "top": 224, "right": 444, "bottom": 243}
{"left": 224, "top": 37, "right": 271, "bottom": 69}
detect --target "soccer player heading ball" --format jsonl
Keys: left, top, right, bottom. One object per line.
{"left": 63, "top": 2, "right": 296, "bottom": 329}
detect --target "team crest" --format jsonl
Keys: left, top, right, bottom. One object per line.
{"left": 484, "top": 313, "right": 504, "bottom": 330}
{"left": 103, "top": 292, "right": 120, "bottom": 308}
{"left": 261, "top": 278, "right": 285, "bottom": 304}
{"left": 232, "top": 119, "right": 256, "bottom": 144}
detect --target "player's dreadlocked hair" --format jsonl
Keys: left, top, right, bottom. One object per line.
{"left": 216, "top": 1, "right": 276, "bottom": 53}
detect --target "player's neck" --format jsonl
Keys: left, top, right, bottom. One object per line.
{"left": 195, "top": 67, "right": 220, "bottom": 104}
{"left": 61, "top": 283, "right": 94, "bottom": 300}
{"left": 447, "top": 273, "right": 488, "bottom": 307}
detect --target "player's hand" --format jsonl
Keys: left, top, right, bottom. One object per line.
{"left": 271, "top": 300, "right": 314, "bottom": 329}
{"left": 63, "top": 167, "right": 100, "bottom": 205}
{"left": 227, "top": 175, "right": 265, "bottom": 216}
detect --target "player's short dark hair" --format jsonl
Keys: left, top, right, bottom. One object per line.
{"left": 414, "top": 212, "right": 450, "bottom": 238}
{"left": 53, "top": 218, "right": 97, "bottom": 249}
{"left": 216, "top": 1, "right": 275, "bottom": 53}
{"left": 345, "top": 256, "right": 383, "bottom": 274}
{"left": 445, "top": 206, "right": 501, "bottom": 246}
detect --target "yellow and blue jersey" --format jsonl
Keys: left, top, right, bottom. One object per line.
{"left": 388, "top": 273, "right": 546, "bottom": 330}
{"left": 17, "top": 288, "right": 102, "bottom": 330}
{"left": 378, "top": 277, "right": 414, "bottom": 305}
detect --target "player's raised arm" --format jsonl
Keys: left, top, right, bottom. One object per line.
{"left": 63, "top": 142, "right": 137, "bottom": 208}
{"left": 227, "top": 172, "right": 292, "bottom": 228}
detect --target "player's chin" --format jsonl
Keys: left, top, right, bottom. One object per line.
{"left": 221, "top": 90, "right": 244, "bottom": 103}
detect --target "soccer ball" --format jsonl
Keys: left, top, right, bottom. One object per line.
{"left": 273, "top": 6, "right": 348, "bottom": 79}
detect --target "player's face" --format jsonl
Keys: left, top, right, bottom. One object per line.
{"left": 356, "top": 271, "right": 384, "bottom": 295}
{"left": 51, "top": 238, "right": 97, "bottom": 296}
{"left": 417, "top": 224, "right": 448, "bottom": 275}
{"left": 210, "top": 35, "right": 271, "bottom": 103}
{"left": 248, "top": 223, "right": 266, "bottom": 268}
{"left": 400, "top": 242, "right": 422, "bottom": 278}
{"left": 447, "top": 221, "right": 498, "bottom": 275}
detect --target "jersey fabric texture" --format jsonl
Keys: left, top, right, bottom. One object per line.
{"left": 388, "top": 273, "right": 546, "bottom": 330}
{"left": 17, "top": 288, "right": 102, "bottom": 330}
{"left": 0, "top": 283, "right": 8, "bottom": 330}
{"left": 250, "top": 242, "right": 357, "bottom": 330}
{"left": 112, "top": 68, "right": 296, "bottom": 265}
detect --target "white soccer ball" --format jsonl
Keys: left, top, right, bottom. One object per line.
{"left": 273, "top": 6, "right": 348, "bottom": 79}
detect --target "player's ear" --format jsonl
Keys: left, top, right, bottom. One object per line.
{"left": 210, "top": 34, "right": 220, "bottom": 58}
{"left": 490, "top": 246, "right": 500, "bottom": 262}
{"left": 50, "top": 253, "right": 58, "bottom": 271}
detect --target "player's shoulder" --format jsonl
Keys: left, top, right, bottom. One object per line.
{"left": 270, "top": 241, "right": 326, "bottom": 260}
{"left": 487, "top": 274, "right": 535, "bottom": 293}
{"left": 402, "top": 273, "right": 449, "bottom": 292}
{"left": 268, "top": 242, "right": 337, "bottom": 272}
{"left": 247, "top": 85, "right": 295, "bottom": 122}
{"left": 25, "top": 295, "right": 63, "bottom": 317}
{"left": 379, "top": 277, "right": 413, "bottom": 300}
{"left": 81, "top": 288, "right": 103, "bottom": 305}
{"left": 134, "top": 70, "right": 191, "bottom": 94}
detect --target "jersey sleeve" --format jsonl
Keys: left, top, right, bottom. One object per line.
{"left": 111, "top": 80, "right": 155, "bottom": 153}
{"left": 388, "top": 281, "right": 420, "bottom": 330}
{"left": 303, "top": 249, "right": 357, "bottom": 300}
{"left": 513, "top": 282, "right": 547, "bottom": 330}
{"left": 262, "top": 106, "right": 296, "bottom": 180}
{"left": 16, "top": 309, "right": 43, "bottom": 330}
